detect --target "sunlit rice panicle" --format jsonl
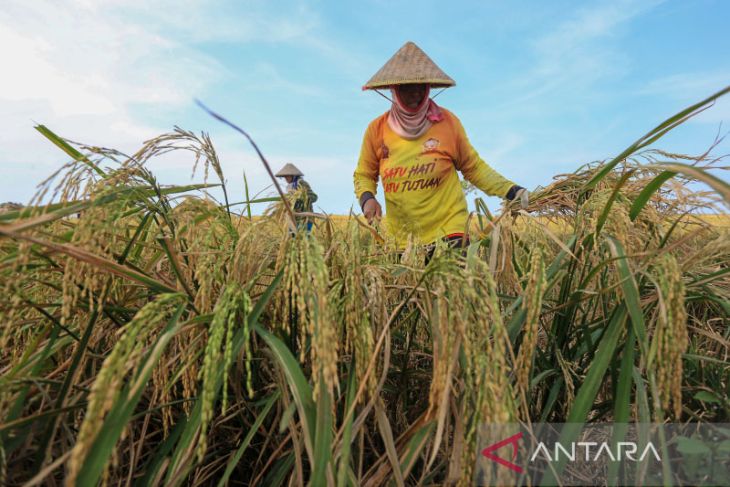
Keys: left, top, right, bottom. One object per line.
{"left": 130, "top": 128, "right": 225, "bottom": 191}
{"left": 362, "top": 266, "right": 385, "bottom": 386}
{"left": 515, "top": 250, "right": 546, "bottom": 396}
{"left": 652, "top": 252, "right": 688, "bottom": 419}
{"left": 60, "top": 169, "right": 148, "bottom": 324}
{"left": 228, "top": 292, "right": 253, "bottom": 401}
{"left": 280, "top": 233, "right": 339, "bottom": 399}
{"left": 473, "top": 259, "right": 517, "bottom": 423}
{"left": 197, "top": 284, "right": 252, "bottom": 462}
{"left": 30, "top": 158, "right": 96, "bottom": 208}
{"left": 555, "top": 347, "right": 576, "bottom": 413}
{"left": 582, "top": 186, "right": 631, "bottom": 244}
{"left": 0, "top": 241, "right": 34, "bottom": 349}
{"left": 340, "top": 222, "right": 378, "bottom": 399}
{"left": 516, "top": 217, "right": 554, "bottom": 256}
{"left": 151, "top": 349, "right": 176, "bottom": 435}
{"left": 426, "top": 278, "right": 454, "bottom": 421}
{"left": 495, "top": 215, "right": 517, "bottom": 289}
{"left": 179, "top": 329, "right": 202, "bottom": 417}
{"left": 66, "top": 293, "right": 184, "bottom": 486}
{"left": 458, "top": 257, "right": 518, "bottom": 484}
{"left": 423, "top": 247, "right": 472, "bottom": 422}
{"left": 681, "top": 228, "right": 730, "bottom": 272}
{"left": 231, "top": 220, "right": 280, "bottom": 285}
{"left": 275, "top": 234, "right": 304, "bottom": 353}
{"left": 175, "top": 200, "right": 234, "bottom": 313}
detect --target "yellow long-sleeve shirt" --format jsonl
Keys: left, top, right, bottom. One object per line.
{"left": 354, "top": 108, "right": 515, "bottom": 246}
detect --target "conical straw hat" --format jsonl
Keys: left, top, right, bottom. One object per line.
{"left": 275, "top": 163, "right": 303, "bottom": 177}
{"left": 363, "top": 41, "right": 455, "bottom": 90}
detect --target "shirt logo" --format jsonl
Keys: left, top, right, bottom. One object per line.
{"left": 423, "top": 138, "right": 440, "bottom": 152}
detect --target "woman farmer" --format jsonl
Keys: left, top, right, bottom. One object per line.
{"left": 275, "top": 163, "right": 318, "bottom": 232}
{"left": 353, "top": 41, "right": 528, "bottom": 248}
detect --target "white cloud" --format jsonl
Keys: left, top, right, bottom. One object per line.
{"left": 482, "top": 132, "right": 526, "bottom": 163}
{"left": 109, "top": 0, "right": 320, "bottom": 44}
{"left": 639, "top": 72, "right": 730, "bottom": 98}
{"left": 237, "top": 62, "right": 327, "bottom": 97}
{"left": 0, "top": 1, "right": 221, "bottom": 189}
{"left": 471, "top": 0, "right": 672, "bottom": 181}
{"left": 637, "top": 72, "right": 730, "bottom": 124}
{"left": 0, "top": 2, "right": 219, "bottom": 113}
{"left": 499, "top": 0, "right": 666, "bottom": 108}
{"left": 0, "top": 0, "right": 326, "bottom": 204}
{"left": 534, "top": 0, "right": 664, "bottom": 59}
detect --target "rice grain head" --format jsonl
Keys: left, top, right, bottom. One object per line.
{"left": 66, "top": 293, "right": 185, "bottom": 486}
{"left": 515, "top": 250, "right": 546, "bottom": 396}
{"left": 280, "top": 233, "right": 339, "bottom": 399}
{"left": 455, "top": 256, "right": 519, "bottom": 484}
{"left": 197, "top": 283, "right": 252, "bottom": 462}
{"left": 652, "top": 252, "right": 688, "bottom": 419}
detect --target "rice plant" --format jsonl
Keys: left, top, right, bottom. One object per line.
{"left": 0, "top": 87, "right": 728, "bottom": 486}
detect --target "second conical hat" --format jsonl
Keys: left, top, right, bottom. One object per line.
{"left": 363, "top": 41, "right": 455, "bottom": 90}
{"left": 275, "top": 163, "right": 303, "bottom": 177}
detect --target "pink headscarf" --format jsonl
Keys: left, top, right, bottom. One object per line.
{"left": 387, "top": 85, "right": 443, "bottom": 140}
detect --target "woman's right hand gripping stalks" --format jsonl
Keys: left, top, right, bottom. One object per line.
{"left": 363, "top": 198, "right": 382, "bottom": 224}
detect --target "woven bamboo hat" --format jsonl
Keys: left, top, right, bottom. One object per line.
{"left": 275, "top": 163, "right": 303, "bottom": 177}
{"left": 363, "top": 41, "right": 455, "bottom": 90}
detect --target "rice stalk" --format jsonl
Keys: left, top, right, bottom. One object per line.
{"left": 66, "top": 292, "right": 185, "bottom": 485}
{"left": 652, "top": 252, "right": 689, "bottom": 419}
{"left": 197, "top": 283, "right": 252, "bottom": 461}
{"left": 515, "top": 250, "right": 547, "bottom": 395}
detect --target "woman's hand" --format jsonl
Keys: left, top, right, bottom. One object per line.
{"left": 363, "top": 198, "right": 382, "bottom": 223}
{"left": 515, "top": 188, "right": 529, "bottom": 210}
{"left": 507, "top": 185, "right": 529, "bottom": 210}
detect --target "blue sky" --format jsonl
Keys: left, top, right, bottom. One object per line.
{"left": 1, "top": 0, "right": 728, "bottom": 213}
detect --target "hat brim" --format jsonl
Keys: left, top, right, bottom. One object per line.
{"left": 275, "top": 163, "right": 304, "bottom": 177}
{"left": 363, "top": 42, "right": 455, "bottom": 91}
{"left": 362, "top": 80, "right": 455, "bottom": 90}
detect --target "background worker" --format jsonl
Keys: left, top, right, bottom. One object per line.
{"left": 275, "top": 163, "right": 318, "bottom": 232}
{"left": 353, "top": 41, "right": 528, "bottom": 248}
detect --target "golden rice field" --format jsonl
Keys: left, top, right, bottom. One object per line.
{"left": 0, "top": 88, "right": 728, "bottom": 486}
